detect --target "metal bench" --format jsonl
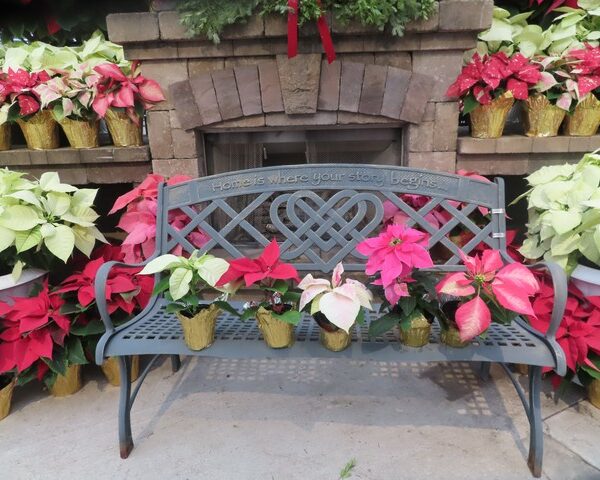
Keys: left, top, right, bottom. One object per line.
{"left": 95, "top": 164, "right": 566, "bottom": 477}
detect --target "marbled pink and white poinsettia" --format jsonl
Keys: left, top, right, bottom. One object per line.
{"left": 298, "top": 263, "right": 373, "bottom": 333}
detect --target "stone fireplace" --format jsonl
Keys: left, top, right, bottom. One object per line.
{"left": 106, "top": 1, "right": 493, "bottom": 178}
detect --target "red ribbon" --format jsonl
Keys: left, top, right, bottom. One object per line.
{"left": 288, "top": 0, "right": 336, "bottom": 64}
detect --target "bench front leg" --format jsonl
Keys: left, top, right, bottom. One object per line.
{"left": 527, "top": 365, "right": 543, "bottom": 478}
{"left": 170, "top": 355, "right": 181, "bottom": 373}
{"left": 118, "top": 356, "right": 134, "bottom": 459}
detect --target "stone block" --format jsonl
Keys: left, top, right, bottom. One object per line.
{"left": 113, "top": 147, "right": 152, "bottom": 163}
{"left": 336, "top": 113, "right": 397, "bottom": 125}
{"left": 177, "top": 41, "right": 234, "bottom": 58}
{"left": 589, "top": 135, "right": 600, "bottom": 151}
{"left": 124, "top": 44, "right": 178, "bottom": 61}
{"left": 159, "top": 11, "right": 187, "bottom": 40}
{"left": 208, "top": 115, "right": 266, "bottom": 130}
{"left": 407, "top": 122, "right": 435, "bottom": 152}
{"left": 339, "top": 62, "right": 365, "bottom": 113}
{"left": 419, "top": 33, "right": 477, "bottom": 51}
{"left": 363, "top": 35, "right": 421, "bottom": 53}
{"left": 225, "top": 57, "right": 275, "bottom": 69}
{"left": 264, "top": 15, "right": 287, "bottom": 37}
{"left": 211, "top": 69, "right": 243, "bottom": 120}
{"left": 495, "top": 135, "right": 532, "bottom": 154}
{"left": 337, "top": 53, "right": 375, "bottom": 64}
{"left": 189, "top": 74, "right": 222, "bottom": 125}
{"left": 358, "top": 64, "right": 388, "bottom": 116}
{"left": 147, "top": 111, "right": 174, "bottom": 159}
{"left": 276, "top": 54, "right": 321, "bottom": 115}
{"left": 318, "top": 60, "right": 341, "bottom": 111}
{"left": 332, "top": 19, "right": 381, "bottom": 35}
{"left": 332, "top": 38, "right": 366, "bottom": 54}
{"left": 170, "top": 80, "right": 202, "bottom": 129}
{"left": 222, "top": 15, "right": 264, "bottom": 39}
{"left": 265, "top": 112, "right": 337, "bottom": 127}
{"left": 568, "top": 136, "right": 592, "bottom": 152}
{"left": 405, "top": 4, "right": 439, "bottom": 32}
{"left": 374, "top": 53, "right": 411, "bottom": 70}
{"left": 233, "top": 39, "right": 287, "bottom": 56}
{"left": 172, "top": 129, "right": 198, "bottom": 158}
{"left": 412, "top": 51, "right": 464, "bottom": 102}
{"left": 532, "top": 136, "right": 570, "bottom": 153}
{"left": 188, "top": 59, "right": 225, "bottom": 76}
{"left": 456, "top": 155, "right": 529, "bottom": 175}
{"left": 28, "top": 150, "right": 47, "bottom": 165}
{"left": 149, "top": 0, "right": 176, "bottom": 11}
{"left": 407, "top": 151, "right": 456, "bottom": 172}
{"left": 107, "top": 13, "right": 159, "bottom": 43}
{"left": 439, "top": 0, "right": 494, "bottom": 32}
{"left": 152, "top": 158, "right": 200, "bottom": 178}
{"left": 433, "top": 102, "right": 459, "bottom": 151}
{"left": 47, "top": 149, "right": 81, "bottom": 165}
{"left": 140, "top": 60, "right": 189, "bottom": 109}
{"left": 258, "top": 62, "right": 285, "bottom": 113}
{"left": 381, "top": 67, "right": 411, "bottom": 120}
{"left": 457, "top": 137, "right": 496, "bottom": 154}
{"left": 170, "top": 110, "right": 182, "bottom": 129}
{"left": 0, "top": 149, "right": 30, "bottom": 166}
{"left": 87, "top": 164, "right": 151, "bottom": 184}
{"left": 400, "top": 72, "right": 435, "bottom": 123}
{"left": 234, "top": 66, "right": 263, "bottom": 117}
{"left": 422, "top": 102, "right": 436, "bottom": 122}
{"left": 79, "top": 148, "right": 114, "bottom": 164}
{"left": 41, "top": 167, "right": 87, "bottom": 185}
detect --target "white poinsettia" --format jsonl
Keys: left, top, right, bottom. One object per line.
{"left": 298, "top": 263, "right": 373, "bottom": 333}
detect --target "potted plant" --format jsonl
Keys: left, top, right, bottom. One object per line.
{"left": 0, "top": 73, "right": 12, "bottom": 151}
{"left": 92, "top": 62, "right": 165, "bottom": 147}
{"left": 298, "top": 263, "right": 373, "bottom": 352}
{"left": 34, "top": 64, "right": 102, "bottom": 148}
{"left": 446, "top": 52, "right": 541, "bottom": 138}
{"left": 0, "top": 371, "right": 15, "bottom": 421}
{"left": 436, "top": 250, "right": 540, "bottom": 346}
{"left": 216, "top": 240, "right": 301, "bottom": 349}
{"left": 517, "top": 152, "right": 600, "bottom": 290}
{"left": 140, "top": 251, "right": 230, "bottom": 351}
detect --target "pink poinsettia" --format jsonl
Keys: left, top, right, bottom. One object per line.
{"left": 356, "top": 224, "right": 433, "bottom": 286}
{"left": 3, "top": 68, "right": 52, "bottom": 117}
{"left": 298, "top": 263, "right": 373, "bottom": 333}
{"left": 374, "top": 275, "right": 412, "bottom": 305}
{"left": 436, "top": 250, "right": 540, "bottom": 341}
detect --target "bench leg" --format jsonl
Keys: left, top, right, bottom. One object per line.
{"left": 478, "top": 362, "right": 491, "bottom": 381}
{"left": 527, "top": 365, "right": 543, "bottom": 478}
{"left": 170, "top": 355, "right": 181, "bottom": 373}
{"left": 118, "top": 356, "right": 134, "bottom": 459}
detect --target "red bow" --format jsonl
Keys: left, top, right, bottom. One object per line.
{"left": 288, "top": 0, "right": 336, "bottom": 64}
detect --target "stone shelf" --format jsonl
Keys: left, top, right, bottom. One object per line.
{"left": 0, "top": 145, "right": 152, "bottom": 184}
{"left": 456, "top": 135, "right": 600, "bottom": 175}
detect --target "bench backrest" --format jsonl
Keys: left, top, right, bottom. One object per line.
{"left": 157, "top": 164, "right": 507, "bottom": 272}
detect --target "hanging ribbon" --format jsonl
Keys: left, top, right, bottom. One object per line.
{"left": 288, "top": 0, "right": 336, "bottom": 64}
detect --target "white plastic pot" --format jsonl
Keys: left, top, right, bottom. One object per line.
{"left": 571, "top": 264, "right": 600, "bottom": 297}
{"left": 0, "top": 269, "right": 47, "bottom": 304}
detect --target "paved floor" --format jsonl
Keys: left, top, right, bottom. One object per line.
{"left": 1, "top": 357, "right": 599, "bottom": 480}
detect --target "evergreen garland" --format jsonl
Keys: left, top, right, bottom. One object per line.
{"left": 176, "top": 0, "right": 438, "bottom": 43}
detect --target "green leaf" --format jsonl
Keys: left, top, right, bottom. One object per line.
{"left": 213, "top": 301, "right": 241, "bottom": 317}
{"left": 152, "top": 276, "right": 170, "bottom": 296}
{"left": 11, "top": 260, "right": 24, "bottom": 282}
{"left": 44, "top": 224, "right": 75, "bottom": 263}
{"left": 270, "top": 309, "right": 301, "bottom": 326}
{"left": 368, "top": 312, "right": 401, "bottom": 338}
{"left": 265, "top": 279, "right": 289, "bottom": 294}
{"left": 310, "top": 293, "right": 324, "bottom": 315}
{"left": 282, "top": 290, "right": 300, "bottom": 304}
{"left": 0, "top": 205, "right": 43, "bottom": 231}
{"left": 42, "top": 348, "right": 67, "bottom": 376}
{"left": 240, "top": 307, "right": 259, "bottom": 322}
{"left": 356, "top": 307, "right": 365, "bottom": 326}
{"left": 166, "top": 302, "right": 186, "bottom": 313}
{"left": 399, "top": 297, "right": 417, "bottom": 316}
{"left": 70, "top": 320, "right": 106, "bottom": 336}
{"left": 66, "top": 336, "right": 88, "bottom": 365}
{"left": 15, "top": 225, "right": 42, "bottom": 253}
{"left": 169, "top": 267, "right": 193, "bottom": 301}
{"left": 462, "top": 94, "right": 479, "bottom": 114}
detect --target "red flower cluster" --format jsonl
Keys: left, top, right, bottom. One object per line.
{"left": 0, "top": 282, "right": 68, "bottom": 376}
{"left": 446, "top": 52, "right": 541, "bottom": 109}
{"left": 566, "top": 45, "right": 600, "bottom": 98}
{"left": 0, "top": 68, "right": 51, "bottom": 116}
{"left": 528, "top": 276, "right": 600, "bottom": 375}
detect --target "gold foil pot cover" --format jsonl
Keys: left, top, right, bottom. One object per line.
{"left": 320, "top": 326, "right": 352, "bottom": 352}
{"left": 440, "top": 325, "right": 469, "bottom": 348}
{"left": 105, "top": 109, "right": 143, "bottom": 147}
{"left": 17, "top": 110, "right": 60, "bottom": 150}
{"left": 101, "top": 356, "right": 141, "bottom": 386}
{"left": 589, "top": 379, "right": 600, "bottom": 409}
{"left": 176, "top": 303, "right": 219, "bottom": 351}
{"left": 469, "top": 93, "right": 514, "bottom": 139}
{"left": 60, "top": 118, "right": 100, "bottom": 148}
{"left": 564, "top": 94, "right": 600, "bottom": 136}
{"left": 256, "top": 306, "right": 295, "bottom": 349}
{"left": 523, "top": 94, "right": 566, "bottom": 137}
{"left": 0, "top": 380, "right": 15, "bottom": 421}
{"left": 0, "top": 123, "right": 11, "bottom": 151}
{"left": 50, "top": 364, "right": 82, "bottom": 397}
{"left": 398, "top": 311, "right": 431, "bottom": 348}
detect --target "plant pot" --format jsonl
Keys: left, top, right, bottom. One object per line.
{"left": 0, "top": 268, "right": 47, "bottom": 304}
{"left": 50, "top": 364, "right": 82, "bottom": 397}
{"left": 522, "top": 94, "right": 566, "bottom": 137}
{"left": 0, "top": 122, "right": 11, "bottom": 151}
{"left": 469, "top": 93, "right": 514, "bottom": 139}
{"left": 105, "top": 109, "right": 142, "bottom": 147}
{"left": 16, "top": 110, "right": 59, "bottom": 150}
{"left": 440, "top": 325, "right": 469, "bottom": 348}
{"left": 320, "top": 326, "right": 352, "bottom": 352}
{"left": 513, "top": 363, "right": 529, "bottom": 375}
{"left": 256, "top": 306, "right": 295, "bottom": 349}
{"left": 564, "top": 94, "right": 600, "bottom": 136}
{"left": 176, "top": 304, "right": 219, "bottom": 351}
{"left": 59, "top": 117, "right": 99, "bottom": 148}
{"left": 571, "top": 264, "right": 600, "bottom": 297}
{"left": 0, "top": 379, "right": 15, "bottom": 421}
{"left": 398, "top": 310, "right": 431, "bottom": 348}
{"left": 101, "top": 356, "right": 140, "bottom": 386}
{"left": 588, "top": 379, "right": 600, "bottom": 409}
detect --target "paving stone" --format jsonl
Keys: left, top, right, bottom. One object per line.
{"left": 374, "top": 53, "right": 412, "bottom": 70}
{"left": 400, "top": 72, "right": 435, "bottom": 123}
{"left": 152, "top": 158, "right": 200, "bottom": 177}
{"left": 317, "top": 60, "right": 341, "bottom": 111}
{"left": 407, "top": 122, "right": 435, "bottom": 152}
{"left": 211, "top": 69, "right": 243, "bottom": 120}
{"left": 258, "top": 61, "right": 284, "bottom": 113}
{"left": 380, "top": 67, "right": 412, "bottom": 120}
{"left": 170, "top": 80, "right": 202, "bottom": 129}
{"left": 358, "top": 64, "right": 388, "bottom": 116}
{"left": 147, "top": 111, "right": 174, "bottom": 159}
{"left": 113, "top": 146, "right": 151, "bottom": 163}
{"left": 276, "top": 54, "right": 321, "bottom": 115}
{"left": 495, "top": 135, "right": 533, "bottom": 154}
{"left": 439, "top": 0, "right": 494, "bottom": 32}
{"left": 265, "top": 112, "right": 337, "bottom": 127}
{"left": 158, "top": 11, "right": 187, "bottom": 40}
{"left": 433, "top": 102, "right": 459, "bottom": 151}
{"left": 172, "top": 129, "right": 198, "bottom": 158}
{"left": 412, "top": 51, "right": 464, "bottom": 102}
{"left": 234, "top": 66, "right": 263, "bottom": 117}
{"left": 188, "top": 59, "right": 225, "bottom": 77}
{"left": 47, "top": 149, "right": 81, "bottom": 165}
{"left": 225, "top": 57, "right": 275, "bottom": 69}
{"left": 106, "top": 13, "right": 159, "bottom": 43}
{"left": 339, "top": 62, "right": 365, "bottom": 113}
{"left": 189, "top": 74, "right": 222, "bottom": 126}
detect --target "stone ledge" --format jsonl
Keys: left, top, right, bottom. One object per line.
{"left": 458, "top": 135, "right": 600, "bottom": 155}
{"left": 107, "top": 13, "right": 159, "bottom": 43}
{"left": 0, "top": 146, "right": 151, "bottom": 166}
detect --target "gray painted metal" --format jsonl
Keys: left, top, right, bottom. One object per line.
{"left": 94, "top": 164, "right": 567, "bottom": 477}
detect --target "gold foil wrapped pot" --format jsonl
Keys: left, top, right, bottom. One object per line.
{"left": 398, "top": 310, "right": 431, "bottom": 348}
{"left": 105, "top": 109, "right": 143, "bottom": 147}
{"left": 320, "top": 326, "right": 352, "bottom": 352}
{"left": 50, "top": 364, "right": 82, "bottom": 397}
{"left": 256, "top": 306, "right": 295, "bottom": 349}
{"left": 523, "top": 94, "right": 565, "bottom": 137}
{"left": 469, "top": 92, "right": 514, "bottom": 139}
{"left": 563, "top": 94, "right": 600, "bottom": 136}
{"left": 176, "top": 304, "right": 219, "bottom": 351}
{"left": 60, "top": 118, "right": 100, "bottom": 148}
{"left": 17, "top": 110, "right": 59, "bottom": 150}
{"left": 101, "top": 356, "right": 141, "bottom": 386}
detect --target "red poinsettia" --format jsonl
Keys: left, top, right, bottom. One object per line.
{"left": 0, "top": 282, "right": 70, "bottom": 374}
{"left": 446, "top": 52, "right": 542, "bottom": 112}
{"left": 529, "top": 0, "right": 579, "bottom": 15}
{"left": 565, "top": 45, "right": 600, "bottom": 99}
{"left": 3, "top": 68, "right": 52, "bottom": 117}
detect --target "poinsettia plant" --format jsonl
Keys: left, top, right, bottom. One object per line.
{"left": 1, "top": 68, "right": 52, "bottom": 122}
{"left": 298, "top": 263, "right": 373, "bottom": 334}
{"left": 216, "top": 239, "right": 302, "bottom": 325}
{"left": 447, "top": 52, "right": 542, "bottom": 113}
{"left": 436, "top": 250, "right": 540, "bottom": 342}
{"left": 562, "top": 44, "right": 600, "bottom": 106}
{"left": 92, "top": 61, "right": 165, "bottom": 125}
